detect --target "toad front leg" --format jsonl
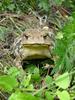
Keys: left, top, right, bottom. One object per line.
{"left": 14, "top": 56, "right": 22, "bottom": 69}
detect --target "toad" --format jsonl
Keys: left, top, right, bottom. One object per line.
{"left": 12, "top": 27, "right": 54, "bottom": 68}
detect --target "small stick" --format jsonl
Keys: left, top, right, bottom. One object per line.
{"left": 0, "top": 18, "right": 6, "bottom": 23}
{"left": 9, "top": 17, "right": 23, "bottom": 33}
{"left": 0, "top": 91, "right": 8, "bottom": 100}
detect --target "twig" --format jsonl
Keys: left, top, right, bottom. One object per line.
{"left": 0, "top": 91, "right": 8, "bottom": 100}
{"left": 9, "top": 17, "right": 23, "bottom": 33}
{"left": 0, "top": 13, "right": 20, "bottom": 18}
{"left": 0, "top": 62, "right": 3, "bottom": 68}
{"left": 0, "top": 13, "right": 23, "bottom": 33}
{"left": 61, "top": 7, "right": 71, "bottom": 15}
{"left": 0, "top": 18, "right": 6, "bottom": 23}
{"left": 0, "top": 24, "right": 8, "bottom": 27}
{"left": 33, "top": 85, "right": 47, "bottom": 96}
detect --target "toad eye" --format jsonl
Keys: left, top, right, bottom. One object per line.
{"left": 43, "top": 33, "right": 48, "bottom": 39}
{"left": 24, "top": 34, "right": 29, "bottom": 39}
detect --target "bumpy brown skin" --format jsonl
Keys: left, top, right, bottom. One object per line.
{"left": 12, "top": 27, "right": 54, "bottom": 68}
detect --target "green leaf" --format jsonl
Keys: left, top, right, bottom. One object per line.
{"left": 44, "top": 75, "right": 53, "bottom": 86}
{"left": 38, "top": 0, "right": 49, "bottom": 11}
{"left": 21, "top": 74, "right": 31, "bottom": 87}
{"left": 53, "top": 14, "right": 75, "bottom": 74}
{"left": 54, "top": 0, "right": 65, "bottom": 5}
{"left": 0, "top": 75, "right": 18, "bottom": 92}
{"left": 8, "top": 91, "right": 39, "bottom": 100}
{"left": 2, "top": 0, "right": 11, "bottom": 5}
{"left": 56, "top": 32, "right": 63, "bottom": 39}
{"left": 7, "top": 67, "right": 20, "bottom": 77}
{"left": 56, "top": 90, "right": 70, "bottom": 100}
{"left": 25, "top": 64, "right": 36, "bottom": 74}
{"left": 55, "top": 72, "right": 70, "bottom": 89}
{"left": 0, "top": 2, "right": 2, "bottom": 9}
{"left": 26, "top": 84, "right": 34, "bottom": 91}
{"left": 45, "top": 91, "right": 54, "bottom": 100}
{"left": 7, "top": 4, "right": 15, "bottom": 11}
{"left": 25, "top": 65, "right": 40, "bottom": 82}
{"left": 32, "top": 67, "right": 40, "bottom": 81}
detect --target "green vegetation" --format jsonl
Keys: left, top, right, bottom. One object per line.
{"left": 0, "top": 67, "right": 71, "bottom": 100}
{"left": 0, "top": 0, "right": 75, "bottom": 100}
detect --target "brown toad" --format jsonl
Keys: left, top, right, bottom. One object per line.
{"left": 12, "top": 27, "right": 54, "bottom": 68}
